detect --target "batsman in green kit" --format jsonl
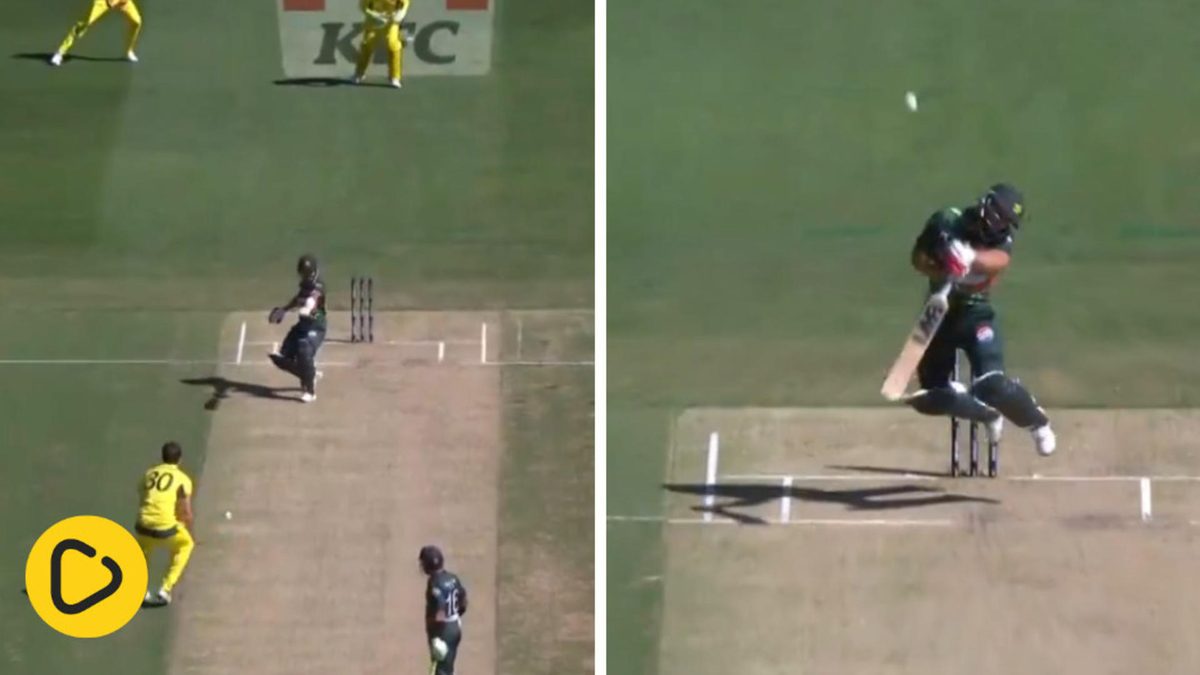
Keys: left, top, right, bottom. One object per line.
{"left": 906, "top": 184, "right": 1058, "bottom": 456}
{"left": 420, "top": 545, "right": 468, "bottom": 675}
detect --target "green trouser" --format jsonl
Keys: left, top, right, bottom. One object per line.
{"left": 918, "top": 300, "right": 1005, "bottom": 389}
{"left": 429, "top": 621, "right": 462, "bottom": 675}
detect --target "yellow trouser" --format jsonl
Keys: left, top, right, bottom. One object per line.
{"left": 355, "top": 22, "right": 404, "bottom": 80}
{"left": 58, "top": 0, "right": 143, "bottom": 55}
{"left": 136, "top": 525, "right": 194, "bottom": 592}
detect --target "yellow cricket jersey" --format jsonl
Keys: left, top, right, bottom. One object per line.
{"left": 137, "top": 463, "right": 193, "bottom": 531}
{"left": 362, "top": 0, "right": 407, "bottom": 12}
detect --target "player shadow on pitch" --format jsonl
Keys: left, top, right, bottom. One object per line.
{"left": 663, "top": 482, "right": 999, "bottom": 525}
{"left": 12, "top": 52, "right": 128, "bottom": 64}
{"left": 179, "top": 376, "right": 303, "bottom": 410}
{"left": 273, "top": 77, "right": 395, "bottom": 89}
{"left": 827, "top": 464, "right": 950, "bottom": 479}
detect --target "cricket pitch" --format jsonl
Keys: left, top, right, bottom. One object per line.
{"left": 655, "top": 407, "right": 1200, "bottom": 674}
{"left": 167, "top": 311, "right": 501, "bottom": 675}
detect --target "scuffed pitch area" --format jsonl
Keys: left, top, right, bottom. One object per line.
{"left": 657, "top": 408, "right": 1200, "bottom": 674}
{"left": 168, "top": 311, "right": 500, "bottom": 675}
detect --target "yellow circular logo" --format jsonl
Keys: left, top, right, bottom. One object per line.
{"left": 25, "top": 515, "right": 148, "bottom": 638}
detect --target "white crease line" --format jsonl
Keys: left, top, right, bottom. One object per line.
{"left": 467, "top": 360, "right": 594, "bottom": 367}
{"left": 480, "top": 322, "right": 488, "bottom": 364}
{"left": 606, "top": 515, "right": 955, "bottom": 527}
{"left": 516, "top": 318, "right": 523, "bottom": 359}
{"left": 0, "top": 359, "right": 351, "bottom": 367}
{"left": 726, "top": 473, "right": 940, "bottom": 482}
{"left": 437, "top": 341, "right": 445, "bottom": 363}
{"left": 723, "top": 473, "right": 1200, "bottom": 483}
{"left": 1141, "top": 477, "right": 1152, "bottom": 522}
{"left": 236, "top": 322, "right": 247, "bottom": 365}
{"left": 781, "top": 476, "right": 793, "bottom": 523}
{"left": 703, "top": 432, "right": 719, "bottom": 523}
{"left": 246, "top": 339, "right": 478, "bottom": 347}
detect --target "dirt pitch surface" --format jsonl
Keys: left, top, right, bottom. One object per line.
{"left": 653, "top": 408, "right": 1200, "bottom": 674}
{"left": 168, "top": 311, "right": 500, "bottom": 675}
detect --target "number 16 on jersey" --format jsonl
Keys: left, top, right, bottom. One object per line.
{"left": 880, "top": 282, "right": 952, "bottom": 401}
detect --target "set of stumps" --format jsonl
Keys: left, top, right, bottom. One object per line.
{"left": 950, "top": 351, "right": 999, "bottom": 477}
{"left": 350, "top": 276, "right": 374, "bottom": 343}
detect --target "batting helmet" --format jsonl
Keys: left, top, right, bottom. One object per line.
{"left": 296, "top": 254, "right": 319, "bottom": 281}
{"left": 418, "top": 545, "right": 445, "bottom": 574}
{"left": 976, "top": 183, "right": 1025, "bottom": 245}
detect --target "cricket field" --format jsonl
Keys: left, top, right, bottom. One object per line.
{"left": 609, "top": 1, "right": 1200, "bottom": 673}
{"left": 1, "top": 2, "right": 592, "bottom": 674}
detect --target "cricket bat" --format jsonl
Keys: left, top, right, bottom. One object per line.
{"left": 880, "top": 281, "right": 953, "bottom": 401}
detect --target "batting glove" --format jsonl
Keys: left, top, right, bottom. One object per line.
{"left": 942, "top": 239, "right": 976, "bottom": 278}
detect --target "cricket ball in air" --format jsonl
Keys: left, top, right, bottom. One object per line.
{"left": 905, "top": 91, "right": 919, "bottom": 112}
{"left": 224, "top": 511, "right": 233, "bottom": 520}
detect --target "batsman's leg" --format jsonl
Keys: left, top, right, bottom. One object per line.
{"left": 963, "top": 310, "right": 1055, "bottom": 456}
{"left": 386, "top": 25, "right": 403, "bottom": 84}
{"left": 271, "top": 324, "right": 304, "bottom": 377}
{"left": 296, "top": 328, "right": 324, "bottom": 397}
{"left": 435, "top": 623, "right": 462, "bottom": 675}
{"left": 907, "top": 312, "right": 1000, "bottom": 424}
{"left": 57, "top": 0, "right": 110, "bottom": 56}
{"left": 354, "top": 26, "right": 381, "bottom": 79}
{"left": 119, "top": 1, "right": 143, "bottom": 58}
{"left": 161, "top": 527, "right": 195, "bottom": 594}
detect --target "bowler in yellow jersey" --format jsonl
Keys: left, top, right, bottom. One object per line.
{"left": 135, "top": 441, "right": 195, "bottom": 606}
{"left": 353, "top": 0, "right": 410, "bottom": 88}
{"left": 50, "top": 0, "right": 143, "bottom": 67}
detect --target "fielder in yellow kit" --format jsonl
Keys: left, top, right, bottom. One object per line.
{"left": 50, "top": 0, "right": 143, "bottom": 67}
{"left": 135, "top": 441, "right": 195, "bottom": 606}
{"left": 353, "top": 0, "right": 411, "bottom": 88}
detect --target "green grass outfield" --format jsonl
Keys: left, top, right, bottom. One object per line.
{"left": 608, "top": 1, "right": 1200, "bottom": 672}
{"left": 1, "top": 1, "right": 591, "bottom": 673}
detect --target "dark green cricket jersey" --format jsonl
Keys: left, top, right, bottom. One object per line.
{"left": 293, "top": 277, "right": 328, "bottom": 330}
{"left": 425, "top": 570, "right": 468, "bottom": 636}
{"left": 916, "top": 206, "right": 1014, "bottom": 307}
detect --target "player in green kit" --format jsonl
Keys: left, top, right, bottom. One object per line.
{"left": 906, "top": 184, "right": 1057, "bottom": 456}
{"left": 267, "top": 254, "right": 327, "bottom": 403}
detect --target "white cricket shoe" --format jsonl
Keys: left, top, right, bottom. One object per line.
{"left": 301, "top": 392, "right": 317, "bottom": 403}
{"left": 986, "top": 416, "right": 1004, "bottom": 445}
{"left": 50, "top": 52, "right": 64, "bottom": 67}
{"left": 1032, "top": 424, "right": 1056, "bottom": 456}
{"left": 389, "top": 78, "right": 402, "bottom": 89}
{"left": 145, "top": 588, "right": 171, "bottom": 605}
{"left": 350, "top": 74, "right": 364, "bottom": 84}
{"left": 126, "top": 51, "right": 139, "bottom": 63}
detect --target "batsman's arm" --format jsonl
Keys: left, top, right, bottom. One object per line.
{"left": 297, "top": 295, "right": 318, "bottom": 318}
{"left": 971, "top": 248, "right": 1010, "bottom": 275}
{"left": 911, "top": 248, "right": 942, "bottom": 278}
